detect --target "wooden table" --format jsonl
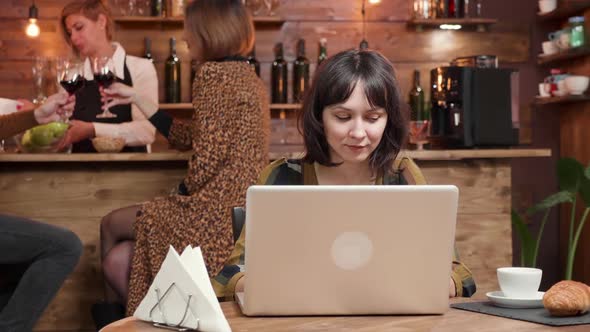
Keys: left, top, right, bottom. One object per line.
{"left": 102, "top": 301, "right": 587, "bottom": 332}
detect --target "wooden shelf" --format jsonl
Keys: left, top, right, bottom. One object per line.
{"left": 0, "top": 149, "right": 551, "bottom": 163}
{"left": 537, "top": 2, "right": 590, "bottom": 22}
{"left": 534, "top": 94, "right": 590, "bottom": 105}
{"left": 114, "top": 16, "right": 284, "bottom": 25}
{"left": 537, "top": 46, "right": 590, "bottom": 65}
{"left": 270, "top": 103, "right": 301, "bottom": 110}
{"left": 407, "top": 18, "right": 497, "bottom": 31}
{"left": 158, "top": 103, "right": 300, "bottom": 110}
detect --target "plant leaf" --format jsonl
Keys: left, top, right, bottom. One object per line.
{"left": 580, "top": 171, "right": 590, "bottom": 208}
{"left": 527, "top": 191, "right": 575, "bottom": 215}
{"left": 512, "top": 210, "right": 535, "bottom": 267}
{"left": 585, "top": 165, "right": 590, "bottom": 180}
{"left": 557, "top": 158, "right": 584, "bottom": 193}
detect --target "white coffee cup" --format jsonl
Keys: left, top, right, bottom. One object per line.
{"left": 542, "top": 40, "right": 558, "bottom": 55}
{"left": 497, "top": 267, "right": 542, "bottom": 298}
{"left": 539, "top": 0, "right": 557, "bottom": 13}
{"left": 538, "top": 83, "right": 551, "bottom": 97}
{"left": 554, "top": 79, "right": 569, "bottom": 96}
{"left": 564, "top": 76, "right": 589, "bottom": 95}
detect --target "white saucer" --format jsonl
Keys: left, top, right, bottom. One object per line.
{"left": 486, "top": 291, "right": 545, "bottom": 309}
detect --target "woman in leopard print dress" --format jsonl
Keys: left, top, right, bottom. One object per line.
{"left": 96, "top": 0, "right": 269, "bottom": 324}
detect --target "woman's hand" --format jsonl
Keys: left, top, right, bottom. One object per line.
{"left": 101, "top": 82, "right": 137, "bottom": 109}
{"left": 33, "top": 92, "right": 75, "bottom": 124}
{"left": 16, "top": 99, "right": 36, "bottom": 112}
{"left": 101, "top": 82, "right": 159, "bottom": 119}
{"left": 235, "top": 276, "right": 245, "bottom": 295}
{"left": 449, "top": 277, "right": 457, "bottom": 298}
{"left": 57, "top": 120, "right": 95, "bottom": 150}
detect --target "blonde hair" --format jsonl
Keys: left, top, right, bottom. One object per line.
{"left": 185, "top": 0, "right": 255, "bottom": 61}
{"left": 60, "top": 0, "right": 113, "bottom": 50}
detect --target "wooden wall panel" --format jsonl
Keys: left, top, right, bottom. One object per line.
{"left": 558, "top": 8, "right": 590, "bottom": 285}
{"left": 421, "top": 160, "right": 512, "bottom": 297}
{"left": 0, "top": 162, "right": 186, "bottom": 331}
{"left": 0, "top": 0, "right": 529, "bottom": 103}
{"left": 560, "top": 103, "right": 590, "bottom": 284}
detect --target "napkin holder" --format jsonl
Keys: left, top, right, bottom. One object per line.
{"left": 148, "top": 282, "right": 199, "bottom": 332}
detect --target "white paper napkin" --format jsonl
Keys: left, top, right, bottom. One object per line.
{"left": 134, "top": 245, "right": 232, "bottom": 332}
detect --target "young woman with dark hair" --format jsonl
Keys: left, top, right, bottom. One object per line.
{"left": 215, "top": 49, "right": 476, "bottom": 301}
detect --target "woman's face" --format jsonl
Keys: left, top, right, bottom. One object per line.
{"left": 64, "top": 13, "right": 107, "bottom": 57}
{"left": 322, "top": 80, "right": 388, "bottom": 165}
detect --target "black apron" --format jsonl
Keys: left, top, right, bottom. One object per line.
{"left": 71, "top": 58, "right": 147, "bottom": 153}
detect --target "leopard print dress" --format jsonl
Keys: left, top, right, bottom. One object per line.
{"left": 126, "top": 61, "right": 270, "bottom": 315}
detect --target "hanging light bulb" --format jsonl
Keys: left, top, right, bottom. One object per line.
{"left": 359, "top": 0, "right": 369, "bottom": 49}
{"left": 26, "top": 1, "right": 40, "bottom": 38}
{"left": 359, "top": 0, "right": 382, "bottom": 49}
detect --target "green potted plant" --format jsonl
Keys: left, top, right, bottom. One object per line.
{"left": 512, "top": 157, "right": 590, "bottom": 280}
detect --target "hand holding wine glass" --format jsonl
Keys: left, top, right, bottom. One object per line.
{"left": 102, "top": 82, "right": 159, "bottom": 119}
{"left": 57, "top": 59, "right": 85, "bottom": 121}
{"left": 92, "top": 56, "right": 118, "bottom": 118}
{"left": 101, "top": 82, "right": 136, "bottom": 107}
{"left": 34, "top": 91, "right": 76, "bottom": 124}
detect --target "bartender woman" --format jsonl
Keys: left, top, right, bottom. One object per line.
{"left": 60, "top": 0, "right": 157, "bottom": 152}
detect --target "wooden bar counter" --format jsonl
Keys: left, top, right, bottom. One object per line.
{"left": 0, "top": 148, "right": 550, "bottom": 331}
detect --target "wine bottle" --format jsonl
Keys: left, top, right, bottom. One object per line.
{"left": 151, "top": 0, "right": 163, "bottom": 16}
{"left": 143, "top": 37, "right": 153, "bottom": 62}
{"left": 247, "top": 46, "right": 261, "bottom": 77}
{"left": 317, "top": 38, "right": 327, "bottom": 66}
{"left": 170, "top": 0, "right": 184, "bottom": 17}
{"left": 271, "top": 42, "right": 288, "bottom": 104}
{"left": 165, "top": 37, "right": 181, "bottom": 103}
{"left": 293, "top": 39, "right": 310, "bottom": 103}
{"left": 409, "top": 70, "right": 425, "bottom": 121}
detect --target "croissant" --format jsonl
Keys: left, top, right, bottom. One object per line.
{"left": 543, "top": 280, "right": 590, "bottom": 317}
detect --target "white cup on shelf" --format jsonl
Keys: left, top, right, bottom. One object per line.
{"left": 541, "top": 40, "right": 558, "bottom": 55}
{"left": 564, "top": 76, "right": 589, "bottom": 95}
{"left": 538, "top": 83, "right": 551, "bottom": 97}
{"left": 538, "top": 0, "right": 557, "bottom": 13}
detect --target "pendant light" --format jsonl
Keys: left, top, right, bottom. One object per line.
{"left": 26, "top": 1, "right": 40, "bottom": 38}
{"left": 359, "top": 0, "right": 381, "bottom": 49}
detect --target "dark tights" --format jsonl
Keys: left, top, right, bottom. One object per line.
{"left": 100, "top": 205, "right": 140, "bottom": 304}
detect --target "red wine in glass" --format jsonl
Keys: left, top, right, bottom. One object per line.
{"left": 60, "top": 75, "right": 85, "bottom": 95}
{"left": 92, "top": 56, "right": 117, "bottom": 118}
{"left": 93, "top": 71, "right": 115, "bottom": 88}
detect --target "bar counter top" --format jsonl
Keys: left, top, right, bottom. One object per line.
{"left": 0, "top": 148, "right": 551, "bottom": 162}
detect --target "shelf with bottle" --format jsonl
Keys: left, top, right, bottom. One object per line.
{"left": 113, "top": 15, "right": 284, "bottom": 25}
{"left": 407, "top": 18, "right": 497, "bottom": 30}
{"left": 534, "top": 94, "right": 590, "bottom": 106}
{"left": 159, "top": 103, "right": 301, "bottom": 110}
{"left": 537, "top": 46, "right": 590, "bottom": 65}
{"left": 537, "top": 1, "right": 590, "bottom": 22}
{"left": 408, "top": 0, "right": 497, "bottom": 31}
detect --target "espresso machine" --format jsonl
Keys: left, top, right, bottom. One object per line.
{"left": 429, "top": 66, "right": 519, "bottom": 148}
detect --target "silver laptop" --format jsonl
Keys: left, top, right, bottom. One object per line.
{"left": 236, "top": 185, "right": 459, "bottom": 316}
